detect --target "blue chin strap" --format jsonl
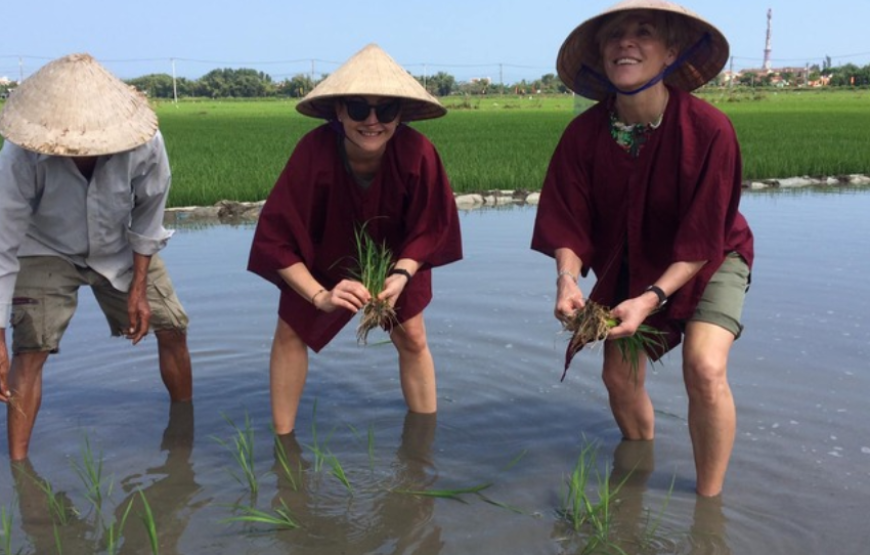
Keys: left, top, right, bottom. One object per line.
{"left": 575, "top": 32, "right": 712, "bottom": 97}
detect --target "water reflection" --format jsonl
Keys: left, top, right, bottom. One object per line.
{"left": 8, "top": 402, "right": 204, "bottom": 555}
{"left": 115, "top": 402, "right": 204, "bottom": 555}
{"left": 551, "top": 440, "right": 733, "bottom": 555}
{"left": 268, "top": 411, "right": 442, "bottom": 554}
{"left": 10, "top": 458, "right": 97, "bottom": 554}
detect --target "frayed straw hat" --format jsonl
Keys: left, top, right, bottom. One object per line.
{"left": 296, "top": 43, "right": 446, "bottom": 122}
{"left": 557, "top": 0, "right": 729, "bottom": 101}
{"left": 0, "top": 53, "right": 157, "bottom": 156}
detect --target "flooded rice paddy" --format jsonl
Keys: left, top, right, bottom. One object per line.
{"left": 2, "top": 187, "right": 869, "bottom": 554}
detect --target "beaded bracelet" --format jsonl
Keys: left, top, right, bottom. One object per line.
{"left": 556, "top": 269, "right": 577, "bottom": 284}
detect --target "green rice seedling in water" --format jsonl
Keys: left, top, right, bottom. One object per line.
{"left": 638, "top": 474, "right": 676, "bottom": 549}
{"left": 2, "top": 503, "right": 16, "bottom": 555}
{"left": 303, "top": 399, "right": 337, "bottom": 473}
{"left": 71, "top": 434, "right": 112, "bottom": 520}
{"left": 562, "top": 300, "right": 667, "bottom": 382}
{"left": 326, "top": 451, "right": 353, "bottom": 494}
{"left": 349, "top": 222, "right": 397, "bottom": 345}
{"left": 221, "top": 498, "right": 299, "bottom": 531}
{"left": 103, "top": 497, "right": 134, "bottom": 555}
{"left": 30, "top": 475, "right": 75, "bottom": 527}
{"left": 213, "top": 412, "right": 260, "bottom": 496}
{"left": 393, "top": 482, "right": 492, "bottom": 503}
{"left": 272, "top": 431, "right": 301, "bottom": 492}
{"left": 558, "top": 443, "right": 622, "bottom": 533}
{"left": 137, "top": 491, "right": 160, "bottom": 555}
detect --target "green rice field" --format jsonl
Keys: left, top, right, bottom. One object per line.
{"left": 2, "top": 89, "right": 868, "bottom": 207}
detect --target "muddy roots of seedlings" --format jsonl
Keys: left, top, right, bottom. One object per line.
{"left": 561, "top": 300, "right": 668, "bottom": 382}
{"left": 356, "top": 299, "right": 398, "bottom": 345}
{"left": 561, "top": 301, "right": 615, "bottom": 379}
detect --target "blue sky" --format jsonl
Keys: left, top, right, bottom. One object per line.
{"left": 2, "top": 0, "right": 868, "bottom": 83}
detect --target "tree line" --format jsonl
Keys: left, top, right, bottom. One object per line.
{"left": 121, "top": 67, "right": 576, "bottom": 99}
{"left": 5, "top": 63, "right": 866, "bottom": 100}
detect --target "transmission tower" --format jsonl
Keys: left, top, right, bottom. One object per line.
{"left": 763, "top": 8, "right": 772, "bottom": 71}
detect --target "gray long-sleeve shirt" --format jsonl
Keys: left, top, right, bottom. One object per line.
{"left": 0, "top": 131, "right": 174, "bottom": 324}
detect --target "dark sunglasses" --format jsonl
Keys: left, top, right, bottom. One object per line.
{"left": 344, "top": 99, "right": 401, "bottom": 123}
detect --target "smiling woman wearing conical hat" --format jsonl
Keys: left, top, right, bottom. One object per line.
{"left": 0, "top": 53, "right": 157, "bottom": 156}
{"left": 248, "top": 43, "right": 462, "bottom": 436}
{"left": 530, "top": 0, "right": 754, "bottom": 498}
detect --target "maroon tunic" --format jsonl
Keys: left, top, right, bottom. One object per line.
{"left": 531, "top": 86, "right": 754, "bottom": 354}
{"left": 248, "top": 123, "right": 462, "bottom": 352}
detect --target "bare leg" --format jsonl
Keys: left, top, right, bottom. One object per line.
{"left": 270, "top": 318, "right": 309, "bottom": 435}
{"left": 683, "top": 321, "right": 736, "bottom": 497}
{"left": 7, "top": 351, "right": 50, "bottom": 461}
{"left": 602, "top": 340, "right": 655, "bottom": 440}
{"left": 155, "top": 329, "right": 193, "bottom": 402}
{"left": 390, "top": 313, "right": 436, "bottom": 414}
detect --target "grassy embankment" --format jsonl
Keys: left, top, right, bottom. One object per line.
{"left": 2, "top": 89, "right": 868, "bottom": 207}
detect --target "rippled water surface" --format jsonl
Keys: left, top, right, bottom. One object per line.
{"left": 2, "top": 187, "right": 869, "bottom": 554}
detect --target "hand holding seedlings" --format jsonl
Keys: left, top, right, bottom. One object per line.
{"left": 312, "top": 280, "right": 371, "bottom": 314}
{"left": 561, "top": 299, "right": 666, "bottom": 381}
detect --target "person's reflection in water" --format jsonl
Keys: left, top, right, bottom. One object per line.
{"left": 116, "top": 402, "right": 205, "bottom": 555}
{"left": 687, "top": 495, "right": 731, "bottom": 555}
{"left": 271, "top": 411, "right": 443, "bottom": 554}
{"left": 10, "top": 458, "right": 95, "bottom": 554}
{"left": 608, "top": 439, "right": 731, "bottom": 555}
{"left": 608, "top": 439, "right": 656, "bottom": 550}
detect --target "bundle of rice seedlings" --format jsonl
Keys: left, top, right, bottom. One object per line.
{"left": 350, "top": 224, "right": 398, "bottom": 345}
{"left": 561, "top": 300, "right": 667, "bottom": 382}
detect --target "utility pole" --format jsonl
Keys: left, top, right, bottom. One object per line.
{"left": 171, "top": 58, "right": 178, "bottom": 105}
{"left": 763, "top": 8, "right": 772, "bottom": 72}
{"left": 729, "top": 56, "right": 734, "bottom": 88}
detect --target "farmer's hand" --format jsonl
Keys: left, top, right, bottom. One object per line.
{"left": 555, "top": 274, "right": 585, "bottom": 323}
{"left": 126, "top": 280, "right": 151, "bottom": 345}
{"left": 0, "top": 330, "right": 11, "bottom": 403}
{"left": 378, "top": 272, "right": 410, "bottom": 308}
{"left": 607, "top": 294, "right": 658, "bottom": 339}
{"left": 313, "top": 279, "right": 370, "bottom": 314}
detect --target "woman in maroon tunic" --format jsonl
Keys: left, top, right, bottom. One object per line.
{"left": 248, "top": 44, "right": 462, "bottom": 435}
{"left": 531, "top": 1, "right": 753, "bottom": 496}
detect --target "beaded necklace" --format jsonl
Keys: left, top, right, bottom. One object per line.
{"left": 609, "top": 110, "right": 663, "bottom": 158}
{"left": 609, "top": 90, "right": 669, "bottom": 158}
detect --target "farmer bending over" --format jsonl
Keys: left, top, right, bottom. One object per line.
{"left": 0, "top": 53, "right": 192, "bottom": 461}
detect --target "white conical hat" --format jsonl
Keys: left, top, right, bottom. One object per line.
{"left": 557, "top": 0, "right": 729, "bottom": 100}
{"left": 296, "top": 44, "right": 446, "bottom": 122}
{"left": 0, "top": 53, "right": 158, "bottom": 156}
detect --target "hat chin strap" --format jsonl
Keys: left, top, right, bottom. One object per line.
{"left": 575, "top": 32, "right": 712, "bottom": 97}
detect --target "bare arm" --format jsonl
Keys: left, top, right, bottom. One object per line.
{"left": 554, "top": 248, "right": 586, "bottom": 322}
{"left": 126, "top": 253, "right": 153, "bottom": 344}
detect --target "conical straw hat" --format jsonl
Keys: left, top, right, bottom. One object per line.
{"left": 0, "top": 53, "right": 158, "bottom": 156}
{"left": 297, "top": 44, "right": 446, "bottom": 122}
{"left": 556, "top": 0, "right": 729, "bottom": 101}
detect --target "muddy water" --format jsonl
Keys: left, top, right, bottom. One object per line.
{"left": 2, "top": 187, "right": 869, "bottom": 554}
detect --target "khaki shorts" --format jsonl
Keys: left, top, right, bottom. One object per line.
{"left": 10, "top": 254, "right": 188, "bottom": 354}
{"left": 690, "top": 252, "right": 751, "bottom": 338}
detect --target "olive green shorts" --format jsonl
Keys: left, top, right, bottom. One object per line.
{"left": 10, "top": 254, "right": 188, "bottom": 354}
{"left": 690, "top": 252, "right": 751, "bottom": 338}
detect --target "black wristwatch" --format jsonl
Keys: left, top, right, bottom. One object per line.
{"left": 644, "top": 285, "right": 668, "bottom": 309}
